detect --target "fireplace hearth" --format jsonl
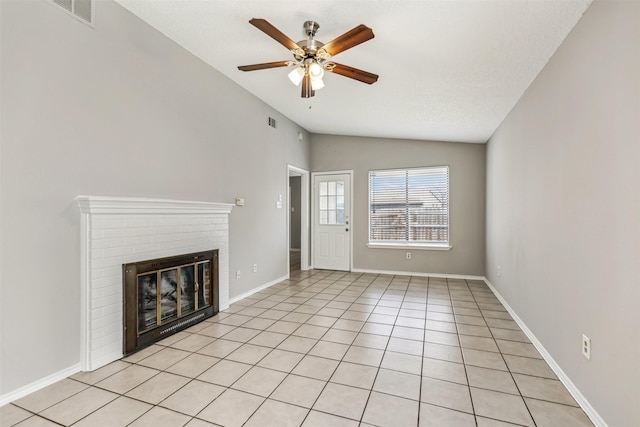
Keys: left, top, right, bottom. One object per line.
{"left": 123, "top": 250, "right": 219, "bottom": 355}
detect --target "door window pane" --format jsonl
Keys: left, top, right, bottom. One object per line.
{"left": 328, "top": 181, "right": 336, "bottom": 195}
{"left": 328, "top": 197, "right": 336, "bottom": 210}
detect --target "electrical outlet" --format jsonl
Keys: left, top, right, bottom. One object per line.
{"left": 253, "top": 264, "right": 258, "bottom": 273}
{"left": 582, "top": 334, "right": 591, "bottom": 360}
{"left": 236, "top": 270, "right": 241, "bottom": 280}
{"left": 497, "top": 265, "right": 502, "bottom": 277}
{"left": 406, "top": 252, "right": 411, "bottom": 260}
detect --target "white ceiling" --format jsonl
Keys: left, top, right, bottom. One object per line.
{"left": 115, "top": 0, "right": 592, "bottom": 143}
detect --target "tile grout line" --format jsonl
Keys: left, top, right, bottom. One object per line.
{"left": 356, "top": 274, "right": 408, "bottom": 425}
{"left": 469, "top": 278, "right": 538, "bottom": 427}
{"left": 414, "top": 274, "right": 430, "bottom": 427}
{"left": 449, "top": 277, "right": 480, "bottom": 427}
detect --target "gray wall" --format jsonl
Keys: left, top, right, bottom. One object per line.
{"left": 289, "top": 176, "right": 301, "bottom": 250}
{"left": 0, "top": 0, "right": 309, "bottom": 395}
{"left": 485, "top": 1, "right": 640, "bottom": 425}
{"left": 311, "top": 135, "right": 485, "bottom": 276}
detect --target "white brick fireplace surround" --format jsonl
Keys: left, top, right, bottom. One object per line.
{"left": 76, "top": 196, "right": 233, "bottom": 372}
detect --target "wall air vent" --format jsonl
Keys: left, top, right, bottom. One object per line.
{"left": 268, "top": 117, "right": 277, "bottom": 129}
{"left": 51, "top": 0, "right": 94, "bottom": 27}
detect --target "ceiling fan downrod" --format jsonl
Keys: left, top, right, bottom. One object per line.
{"left": 303, "top": 21, "right": 319, "bottom": 38}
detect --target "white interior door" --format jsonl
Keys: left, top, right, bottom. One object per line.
{"left": 313, "top": 173, "right": 351, "bottom": 271}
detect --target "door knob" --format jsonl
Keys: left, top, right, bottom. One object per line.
{"left": 345, "top": 228, "right": 349, "bottom": 232}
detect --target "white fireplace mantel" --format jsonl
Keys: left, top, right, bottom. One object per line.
{"left": 77, "top": 196, "right": 233, "bottom": 371}
{"left": 76, "top": 196, "right": 234, "bottom": 215}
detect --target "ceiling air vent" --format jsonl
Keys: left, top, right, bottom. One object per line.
{"left": 51, "top": 0, "right": 94, "bottom": 27}
{"left": 268, "top": 117, "right": 277, "bottom": 129}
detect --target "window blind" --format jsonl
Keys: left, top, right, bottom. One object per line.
{"left": 369, "top": 166, "right": 449, "bottom": 244}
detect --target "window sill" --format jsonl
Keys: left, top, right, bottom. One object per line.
{"left": 367, "top": 243, "right": 452, "bottom": 251}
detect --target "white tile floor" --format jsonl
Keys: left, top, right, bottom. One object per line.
{"left": 1, "top": 270, "right": 594, "bottom": 426}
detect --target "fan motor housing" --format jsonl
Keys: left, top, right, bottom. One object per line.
{"left": 296, "top": 39, "right": 325, "bottom": 58}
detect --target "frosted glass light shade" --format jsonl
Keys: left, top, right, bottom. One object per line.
{"left": 308, "top": 62, "right": 324, "bottom": 79}
{"left": 288, "top": 67, "right": 305, "bottom": 86}
{"left": 311, "top": 77, "right": 325, "bottom": 90}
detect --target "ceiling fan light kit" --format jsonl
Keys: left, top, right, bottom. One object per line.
{"left": 238, "top": 18, "right": 378, "bottom": 98}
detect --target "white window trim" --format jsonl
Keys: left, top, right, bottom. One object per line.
{"left": 367, "top": 242, "right": 452, "bottom": 251}
{"left": 368, "top": 165, "right": 450, "bottom": 248}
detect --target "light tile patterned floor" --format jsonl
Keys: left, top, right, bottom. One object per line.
{"left": 1, "top": 270, "right": 594, "bottom": 427}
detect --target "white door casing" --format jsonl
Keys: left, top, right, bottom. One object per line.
{"left": 312, "top": 172, "right": 352, "bottom": 271}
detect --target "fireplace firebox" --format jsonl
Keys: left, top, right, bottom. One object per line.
{"left": 123, "top": 250, "right": 218, "bottom": 355}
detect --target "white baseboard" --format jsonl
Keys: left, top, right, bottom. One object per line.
{"left": 483, "top": 277, "right": 607, "bottom": 427}
{"left": 0, "top": 363, "right": 81, "bottom": 407}
{"left": 351, "top": 268, "right": 485, "bottom": 281}
{"left": 0, "top": 276, "right": 291, "bottom": 407}
{"left": 227, "top": 274, "right": 289, "bottom": 306}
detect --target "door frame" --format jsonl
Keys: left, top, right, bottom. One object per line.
{"left": 311, "top": 170, "right": 354, "bottom": 271}
{"left": 287, "top": 165, "right": 310, "bottom": 271}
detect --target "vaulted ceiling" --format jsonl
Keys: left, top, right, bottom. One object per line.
{"left": 115, "top": 0, "right": 592, "bottom": 143}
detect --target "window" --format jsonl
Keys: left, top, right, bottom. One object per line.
{"left": 369, "top": 166, "right": 449, "bottom": 247}
{"left": 319, "top": 180, "right": 345, "bottom": 225}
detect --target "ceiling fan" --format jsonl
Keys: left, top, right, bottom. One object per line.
{"left": 238, "top": 19, "right": 378, "bottom": 98}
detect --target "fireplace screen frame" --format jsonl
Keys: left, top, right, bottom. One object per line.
{"left": 123, "top": 249, "right": 219, "bottom": 355}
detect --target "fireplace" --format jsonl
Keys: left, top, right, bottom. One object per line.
{"left": 77, "top": 196, "right": 232, "bottom": 371}
{"left": 123, "top": 250, "right": 219, "bottom": 355}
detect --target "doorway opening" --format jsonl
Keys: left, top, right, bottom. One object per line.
{"left": 287, "top": 165, "right": 310, "bottom": 274}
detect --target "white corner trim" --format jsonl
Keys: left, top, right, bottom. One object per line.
{"left": 483, "top": 277, "right": 608, "bottom": 427}
{"left": 351, "top": 268, "right": 484, "bottom": 281}
{"left": 76, "top": 195, "right": 234, "bottom": 215}
{"left": 0, "top": 363, "right": 81, "bottom": 406}
{"left": 226, "top": 274, "right": 289, "bottom": 307}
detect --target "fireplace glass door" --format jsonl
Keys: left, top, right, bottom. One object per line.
{"left": 137, "top": 261, "right": 212, "bottom": 334}
{"left": 125, "top": 250, "right": 218, "bottom": 355}
{"left": 138, "top": 273, "right": 158, "bottom": 331}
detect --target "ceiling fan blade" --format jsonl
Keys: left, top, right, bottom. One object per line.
{"left": 249, "top": 18, "right": 299, "bottom": 52}
{"left": 322, "top": 24, "right": 374, "bottom": 56}
{"left": 301, "top": 74, "right": 315, "bottom": 98}
{"left": 328, "top": 63, "right": 379, "bottom": 85}
{"left": 238, "top": 61, "right": 291, "bottom": 72}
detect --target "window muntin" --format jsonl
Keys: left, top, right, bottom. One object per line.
{"left": 369, "top": 166, "right": 449, "bottom": 245}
